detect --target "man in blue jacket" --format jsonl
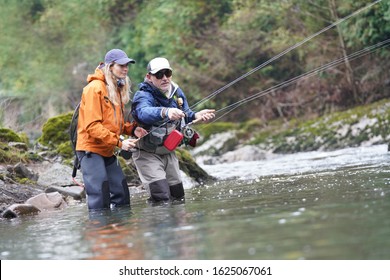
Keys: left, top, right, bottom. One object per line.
{"left": 131, "top": 57, "right": 215, "bottom": 204}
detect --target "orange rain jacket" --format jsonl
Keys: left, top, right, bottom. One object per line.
{"left": 76, "top": 68, "right": 136, "bottom": 157}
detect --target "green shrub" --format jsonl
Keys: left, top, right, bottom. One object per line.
{"left": 38, "top": 112, "right": 72, "bottom": 148}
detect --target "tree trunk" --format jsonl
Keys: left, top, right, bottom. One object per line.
{"left": 328, "top": 0, "right": 360, "bottom": 103}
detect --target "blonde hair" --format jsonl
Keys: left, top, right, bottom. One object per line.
{"left": 101, "top": 64, "right": 131, "bottom": 105}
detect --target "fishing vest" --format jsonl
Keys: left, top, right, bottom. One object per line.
{"left": 137, "top": 91, "right": 184, "bottom": 155}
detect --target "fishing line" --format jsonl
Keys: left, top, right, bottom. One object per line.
{"left": 210, "top": 38, "right": 390, "bottom": 123}
{"left": 189, "top": 0, "right": 382, "bottom": 111}
{"left": 131, "top": 1, "right": 383, "bottom": 141}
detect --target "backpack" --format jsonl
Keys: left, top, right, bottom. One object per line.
{"left": 69, "top": 102, "right": 81, "bottom": 179}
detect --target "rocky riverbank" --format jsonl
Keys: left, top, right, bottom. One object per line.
{"left": 0, "top": 148, "right": 209, "bottom": 218}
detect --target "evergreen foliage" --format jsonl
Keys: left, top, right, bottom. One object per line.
{"left": 0, "top": 0, "right": 389, "bottom": 138}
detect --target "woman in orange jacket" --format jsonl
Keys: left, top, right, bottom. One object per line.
{"left": 76, "top": 49, "right": 146, "bottom": 210}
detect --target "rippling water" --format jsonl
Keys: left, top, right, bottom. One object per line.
{"left": 1, "top": 145, "right": 390, "bottom": 260}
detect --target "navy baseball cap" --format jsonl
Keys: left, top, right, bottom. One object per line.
{"left": 101, "top": 49, "right": 135, "bottom": 67}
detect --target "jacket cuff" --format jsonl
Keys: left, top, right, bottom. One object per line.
{"left": 161, "top": 107, "right": 171, "bottom": 120}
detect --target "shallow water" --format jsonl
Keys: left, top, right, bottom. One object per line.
{"left": 1, "top": 145, "right": 390, "bottom": 260}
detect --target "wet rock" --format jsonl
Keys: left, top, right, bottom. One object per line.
{"left": 13, "top": 162, "right": 38, "bottom": 181}
{"left": 25, "top": 192, "right": 67, "bottom": 211}
{"left": 0, "top": 182, "right": 45, "bottom": 213}
{"left": 2, "top": 203, "right": 41, "bottom": 219}
{"left": 177, "top": 148, "right": 214, "bottom": 183}
{"left": 219, "top": 145, "right": 268, "bottom": 163}
{"left": 195, "top": 145, "right": 270, "bottom": 165}
{"left": 46, "top": 186, "right": 85, "bottom": 200}
{"left": 191, "top": 131, "right": 238, "bottom": 158}
{"left": 180, "top": 170, "right": 197, "bottom": 189}
{"left": 37, "top": 162, "right": 83, "bottom": 187}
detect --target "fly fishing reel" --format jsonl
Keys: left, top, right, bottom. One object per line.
{"left": 182, "top": 125, "right": 199, "bottom": 147}
{"left": 183, "top": 126, "right": 195, "bottom": 139}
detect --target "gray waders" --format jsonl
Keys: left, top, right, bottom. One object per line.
{"left": 78, "top": 152, "right": 130, "bottom": 210}
{"left": 132, "top": 149, "right": 185, "bottom": 204}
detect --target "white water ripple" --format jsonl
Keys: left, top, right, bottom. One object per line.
{"left": 200, "top": 144, "right": 390, "bottom": 180}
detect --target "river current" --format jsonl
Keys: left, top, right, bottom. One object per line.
{"left": 1, "top": 144, "right": 389, "bottom": 260}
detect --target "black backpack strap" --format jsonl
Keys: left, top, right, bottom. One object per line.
{"left": 72, "top": 156, "right": 79, "bottom": 178}
{"left": 69, "top": 102, "right": 81, "bottom": 178}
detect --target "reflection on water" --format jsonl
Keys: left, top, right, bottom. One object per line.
{"left": 1, "top": 145, "right": 390, "bottom": 260}
{"left": 84, "top": 205, "right": 201, "bottom": 260}
{"left": 139, "top": 204, "right": 201, "bottom": 260}
{"left": 86, "top": 208, "right": 144, "bottom": 260}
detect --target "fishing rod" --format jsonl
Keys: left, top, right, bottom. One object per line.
{"left": 209, "top": 38, "right": 390, "bottom": 123}
{"left": 189, "top": 0, "right": 382, "bottom": 111}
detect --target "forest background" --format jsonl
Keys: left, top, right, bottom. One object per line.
{"left": 0, "top": 0, "right": 389, "bottom": 141}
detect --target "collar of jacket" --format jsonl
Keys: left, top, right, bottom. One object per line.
{"left": 139, "top": 81, "right": 179, "bottom": 99}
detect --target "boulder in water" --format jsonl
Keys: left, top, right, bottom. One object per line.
{"left": 2, "top": 203, "right": 41, "bottom": 219}
{"left": 25, "top": 192, "right": 67, "bottom": 211}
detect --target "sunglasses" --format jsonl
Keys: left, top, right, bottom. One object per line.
{"left": 153, "top": 69, "right": 172, "bottom": 79}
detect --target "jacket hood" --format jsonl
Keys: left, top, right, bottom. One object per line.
{"left": 87, "top": 68, "right": 106, "bottom": 84}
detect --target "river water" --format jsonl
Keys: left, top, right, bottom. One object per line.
{"left": 1, "top": 144, "right": 390, "bottom": 260}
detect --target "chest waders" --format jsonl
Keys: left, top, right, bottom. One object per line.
{"left": 77, "top": 151, "right": 130, "bottom": 210}
{"left": 137, "top": 155, "right": 185, "bottom": 204}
